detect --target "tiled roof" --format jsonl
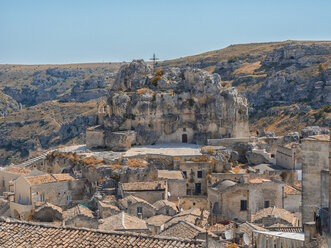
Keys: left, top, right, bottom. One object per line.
{"left": 98, "top": 201, "right": 120, "bottom": 211}
{"left": 285, "top": 184, "right": 301, "bottom": 195}
{"left": 153, "top": 200, "right": 177, "bottom": 211}
{"left": 121, "top": 181, "right": 166, "bottom": 191}
{"left": 0, "top": 219, "right": 204, "bottom": 247}
{"left": 253, "top": 207, "right": 298, "bottom": 226}
{"left": 146, "top": 215, "right": 172, "bottom": 227}
{"left": 160, "top": 220, "right": 205, "bottom": 239}
{"left": 157, "top": 170, "right": 184, "bottom": 180}
{"left": 119, "top": 195, "right": 155, "bottom": 209}
{"left": 34, "top": 202, "right": 63, "bottom": 214}
{"left": 99, "top": 212, "right": 148, "bottom": 231}
{"left": 64, "top": 204, "right": 94, "bottom": 221}
{"left": 164, "top": 209, "right": 209, "bottom": 228}
{"left": 25, "top": 174, "right": 57, "bottom": 185}
{"left": 2, "top": 165, "right": 32, "bottom": 175}
{"left": 52, "top": 173, "right": 74, "bottom": 182}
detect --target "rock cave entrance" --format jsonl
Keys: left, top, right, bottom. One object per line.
{"left": 182, "top": 134, "right": 188, "bottom": 143}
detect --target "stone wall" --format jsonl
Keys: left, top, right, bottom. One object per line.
{"left": 126, "top": 202, "right": 156, "bottom": 219}
{"left": 302, "top": 137, "right": 329, "bottom": 224}
{"left": 178, "top": 196, "right": 208, "bottom": 211}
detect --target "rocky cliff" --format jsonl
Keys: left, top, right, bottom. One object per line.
{"left": 94, "top": 60, "right": 249, "bottom": 149}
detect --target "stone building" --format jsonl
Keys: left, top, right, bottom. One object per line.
{"left": 87, "top": 60, "right": 249, "bottom": 150}
{"left": 252, "top": 230, "right": 304, "bottom": 248}
{"left": 252, "top": 207, "right": 300, "bottom": 227}
{"left": 0, "top": 165, "right": 32, "bottom": 195}
{"left": 146, "top": 214, "right": 172, "bottom": 234}
{"left": 284, "top": 184, "right": 301, "bottom": 213}
{"left": 63, "top": 204, "right": 98, "bottom": 229}
{"left": 32, "top": 202, "right": 63, "bottom": 222}
{"left": 208, "top": 178, "right": 285, "bottom": 222}
{"left": 153, "top": 200, "right": 178, "bottom": 216}
{"left": 157, "top": 170, "right": 186, "bottom": 199}
{"left": 119, "top": 195, "right": 156, "bottom": 219}
{"left": 118, "top": 181, "right": 167, "bottom": 204}
{"left": 10, "top": 173, "right": 75, "bottom": 220}
{"left": 276, "top": 143, "right": 302, "bottom": 170}
{"left": 301, "top": 135, "right": 330, "bottom": 224}
{"left": 99, "top": 212, "right": 149, "bottom": 233}
{"left": 97, "top": 200, "right": 120, "bottom": 218}
{"left": 174, "top": 159, "right": 213, "bottom": 195}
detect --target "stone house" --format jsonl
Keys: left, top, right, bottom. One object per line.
{"left": 159, "top": 220, "right": 217, "bottom": 240}
{"left": 178, "top": 195, "right": 207, "bottom": 211}
{"left": 32, "top": 202, "right": 63, "bottom": 222}
{"left": 252, "top": 207, "right": 300, "bottom": 227}
{"left": 63, "top": 204, "right": 98, "bottom": 229}
{"left": 208, "top": 178, "right": 285, "bottom": 222}
{"left": 10, "top": 173, "right": 74, "bottom": 220}
{"left": 252, "top": 230, "right": 304, "bottom": 248}
{"left": 174, "top": 159, "right": 213, "bottom": 195}
{"left": 97, "top": 200, "right": 120, "bottom": 218}
{"left": 99, "top": 212, "right": 149, "bottom": 233}
{"left": 301, "top": 135, "right": 330, "bottom": 224}
{"left": 157, "top": 170, "right": 186, "bottom": 199}
{"left": 276, "top": 143, "right": 302, "bottom": 170}
{"left": 119, "top": 195, "right": 156, "bottom": 219}
{"left": 153, "top": 200, "right": 178, "bottom": 216}
{"left": 118, "top": 181, "right": 167, "bottom": 204}
{"left": 146, "top": 214, "right": 172, "bottom": 234}
{"left": 0, "top": 165, "right": 32, "bottom": 196}
{"left": 284, "top": 184, "right": 301, "bottom": 213}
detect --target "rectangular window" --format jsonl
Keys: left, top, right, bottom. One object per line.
{"left": 197, "top": 171, "right": 203, "bottom": 178}
{"left": 240, "top": 200, "right": 247, "bottom": 211}
{"left": 67, "top": 195, "right": 71, "bottom": 204}
{"left": 195, "top": 183, "right": 201, "bottom": 194}
{"left": 264, "top": 201, "right": 270, "bottom": 208}
{"left": 183, "top": 171, "right": 187, "bottom": 178}
{"left": 137, "top": 207, "right": 143, "bottom": 215}
{"left": 40, "top": 193, "right": 45, "bottom": 203}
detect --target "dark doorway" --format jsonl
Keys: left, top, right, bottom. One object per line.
{"left": 195, "top": 183, "right": 201, "bottom": 195}
{"left": 182, "top": 134, "right": 188, "bottom": 143}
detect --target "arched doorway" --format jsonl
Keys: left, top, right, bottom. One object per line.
{"left": 182, "top": 134, "right": 188, "bottom": 143}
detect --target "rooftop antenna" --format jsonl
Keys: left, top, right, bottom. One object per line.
{"left": 149, "top": 53, "right": 159, "bottom": 73}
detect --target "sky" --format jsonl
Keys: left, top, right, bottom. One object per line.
{"left": 1, "top": 0, "right": 330, "bottom": 64}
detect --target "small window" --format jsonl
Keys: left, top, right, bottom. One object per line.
{"left": 166, "top": 208, "right": 169, "bottom": 215}
{"left": 40, "top": 193, "right": 45, "bottom": 203}
{"left": 183, "top": 171, "right": 187, "bottom": 178}
{"left": 264, "top": 201, "right": 270, "bottom": 208}
{"left": 137, "top": 207, "right": 143, "bottom": 215}
{"left": 197, "top": 171, "right": 203, "bottom": 178}
{"left": 66, "top": 195, "right": 71, "bottom": 204}
{"left": 183, "top": 128, "right": 186, "bottom": 132}
{"left": 2, "top": 179, "right": 5, "bottom": 187}
{"left": 240, "top": 200, "right": 247, "bottom": 211}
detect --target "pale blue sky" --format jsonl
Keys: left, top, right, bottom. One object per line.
{"left": 1, "top": 0, "right": 330, "bottom": 64}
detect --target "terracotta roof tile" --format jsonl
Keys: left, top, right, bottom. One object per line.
{"left": 285, "top": 184, "right": 301, "bottom": 195}
{"left": 63, "top": 205, "right": 94, "bottom": 221}
{"left": 146, "top": 215, "right": 172, "bottom": 227}
{"left": 0, "top": 219, "right": 204, "bottom": 247}
{"left": 52, "top": 173, "right": 74, "bottom": 182}
{"left": 253, "top": 207, "right": 298, "bottom": 226}
{"left": 99, "top": 212, "right": 148, "bottom": 231}
{"left": 2, "top": 165, "right": 32, "bottom": 175}
{"left": 153, "top": 200, "right": 177, "bottom": 211}
{"left": 26, "top": 174, "right": 57, "bottom": 185}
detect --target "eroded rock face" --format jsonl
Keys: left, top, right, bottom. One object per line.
{"left": 92, "top": 60, "right": 249, "bottom": 148}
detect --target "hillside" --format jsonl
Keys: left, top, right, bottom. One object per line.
{"left": 0, "top": 40, "right": 330, "bottom": 165}
{"left": 159, "top": 40, "right": 331, "bottom": 134}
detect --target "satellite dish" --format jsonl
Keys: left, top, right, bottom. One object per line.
{"left": 225, "top": 230, "right": 233, "bottom": 240}
{"left": 167, "top": 192, "right": 171, "bottom": 196}
{"left": 243, "top": 233, "right": 250, "bottom": 245}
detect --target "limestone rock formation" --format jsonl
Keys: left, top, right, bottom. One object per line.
{"left": 87, "top": 60, "right": 249, "bottom": 150}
